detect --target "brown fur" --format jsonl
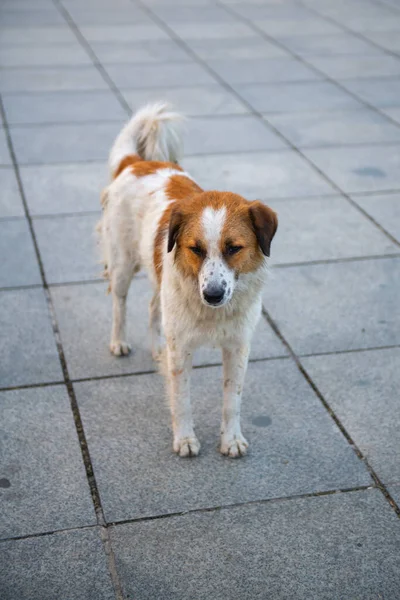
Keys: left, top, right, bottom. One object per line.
{"left": 167, "top": 192, "right": 277, "bottom": 280}
{"left": 132, "top": 160, "right": 183, "bottom": 178}
{"left": 113, "top": 154, "right": 141, "bottom": 179}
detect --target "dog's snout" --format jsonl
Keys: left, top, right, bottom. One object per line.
{"left": 203, "top": 286, "right": 225, "bottom": 306}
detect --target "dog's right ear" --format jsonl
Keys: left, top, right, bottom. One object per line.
{"left": 167, "top": 209, "right": 183, "bottom": 253}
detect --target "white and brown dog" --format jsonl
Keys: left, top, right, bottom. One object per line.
{"left": 98, "top": 103, "right": 277, "bottom": 458}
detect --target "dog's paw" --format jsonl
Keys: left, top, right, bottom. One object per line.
{"left": 152, "top": 343, "right": 165, "bottom": 362}
{"left": 110, "top": 341, "right": 131, "bottom": 357}
{"left": 220, "top": 434, "right": 249, "bottom": 458}
{"left": 173, "top": 435, "right": 201, "bottom": 458}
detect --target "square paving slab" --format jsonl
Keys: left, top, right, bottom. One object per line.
{"left": 0, "top": 168, "right": 24, "bottom": 218}
{"left": 0, "top": 219, "right": 41, "bottom": 288}
{"left": 267, "top": 108, "right": 400, "bottom": 148}
{"left": 105, "top": 61, "right": 215, "bottom": 89}
{"left": 184, "top": 115, "right": 288, "bottom": 155}
{"left": 237, "top": 80, "right": 362, "bottom": 113}
{"left": 2, "top": 90, "right": 127, "bottom": 125}
{"left": 269, "top": 195, "right": 398, "bottom": 264}
{"left": 110, "top": 490, "right": 400, "bottom": 600}
{"left": 303, "top": 348, "right": 400, "bottom": 483}
{"left": 20, "top": 162, "right": 106, "bottom": 216}
{"left": 10, "top": 121, "right": 124, "bottom": 164}
{"left": 183, "top": 150, "right": 333, "bottom": 199}
{"left": 51, "top": 278, "right": 287, "bottom": 380}
{"left": 0, "top": 528, "right": 114, "bottom": 600}
{"left": 0, "top": 288, "right": 62, "bottom": 387}
{"left": 304, "top": 144, "right": 400, "bottom": 193}
{"left": 122, "top": 84, "right": 248, "bottom": 117}
{"left": 0, "top": 66, "right": 109, "bottom": 93}
{"left": 351, "top": 192, "right": 400, "bottom": 243}
{"left": 0, "top": 385, "right": 95, "bottom": 538}
{"left": 75, "top": 360, "right": 370, "bottom": 522}
{"left": 263, "top": 257, "right": 400, "bottom": 354}
{"left": 207, "top": 57, "right": 320, "bottom": 85}
{"left": 33, "top": 214, "right": 100, "bottom": 284}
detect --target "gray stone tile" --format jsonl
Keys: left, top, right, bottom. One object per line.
{"left": 0, "top": 1, "right": 55, "bottom": 10}
{"left": 186, "top": 36, "right": 289, "bottom": 60}
{"left": 81, "top": 24, "right": 170, "bottom": 42}
{"left": 0, "top": 529, "right": 115, "bottom": 600}
{"left": 228, "top": 3, "right": 316, "bottom": 21}
{"left": 0, "top": 168, "right": 24, "bottom": 218}
{"left": 167, "top": 21, "right": 257, "bottom": 40}
{"left": 0, "top": 66, "right": 109, "bottom": 93}
{"left": 342, "top": 15, "right": 400, "bottom": 32}
{"left": 0, "top": 386, "right": 95, "bottom": 538}
{"left": 0, "top": 25, "right": 77, "bottom": 45}
{"left": 110, "top": 490, "right": 400, "bottom": 600}
{"left": 267, "top": 109, "right": 400, "bottom": 148}
{"left": 279, "top": 32, "right": 383, "bottom": 56}
{"left": 383, "top": 106, "right": 400, "bottom": 125}
{"left": 122, "top": 85, "right": 248, "bottom": 117}
{"left": 0, "top": 9, "right": 66, "bottom": 27}
{"left": 184, "top": 115, "right": 288, "bottom": 155}
{"left": 3, "top": 91, "right": 127, "bottom": 125}
{"left": 51, "top": 278, "right": 287, "bottom": 380}
{"left": 0, "top": 288, "right": 62, "bottom": 387}
{"left": 0, "top": 129, "right": 12, "bottom": 166}
{"left": 306, "top": 55, "right": 400, "bottom": 79}
{"left": 0, "top": 219, "right": 41, "bottom": 288}
{"left": 10, "top": 121, "right": 123, "bottom": 164}
{"left": 183, "top": 150, "right": 333, "bottom": 199}
{"left": 76, "top": 360, "right": 370, "bottom": 521}
{"left": 0, "top": 44, "right": 93, "bottom": 68}
{"left": 304, "top": 144, "right": 400, "bottom": 193}
{"left": 388, "top": 484, "right": 400, "bottom": 505}
{"left": 303, "top": 348, "right": 400, "bottom": 483}
{"left": 21, "top": 163, "right": 106, "bottom": 216}
{"left": 263, "top": 257, "right": 400, "bottom": 354}
{"left": 341, "top": 78, "right": 400, "bottom": 108}
{"left": 208, "top": 57, "right": 320, "bottom": 85}
{"left": 151, "top": 5, "right": 239, "bottom": 23}
{"left": 105, "top": 62, "right": 215, "bottom": 89}
{"left": 91, "top": 39, "right": 192, "bottom": 64}
{"left": 352, "top": 192, "right": 400, "bottom": 242}
{"left": 270, "top": 196, "right": 398, "bottom": 264}
{"left": 256, "top": 16, "right": 343, "bottom": 37}
{"left": 33, "top": 214, "right": 100, "bottom": 284}
{"left": 238, "top": 81, "right": 362, "bottom": 113}
{"left": 361, "top": 31, "right": 400, "bottom": 53}
{"left": 68, "top": 7, "right": 154, "bottom": 25}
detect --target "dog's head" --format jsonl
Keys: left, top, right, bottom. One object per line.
{"left": 167, "top": 191, "right": 277, "bottom": 308}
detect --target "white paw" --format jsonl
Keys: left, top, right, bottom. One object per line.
{"left": 220, "top": 434, "right": 249, "bottom": 458}
{"left": 173, "top": 435, "right": 201, "bottom": 458}
{"left": 110, "top": 341, "right": 131, "bottom": 357}
{"left": 152, "top": 343, "right": 165, "bottom": 362}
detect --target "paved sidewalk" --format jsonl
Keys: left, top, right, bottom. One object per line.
{"left": 1, "top": 0, "right": 400, "bottom": 598}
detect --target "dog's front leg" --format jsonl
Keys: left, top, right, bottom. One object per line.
{"left": 220, "top": 343, "right": 250, "bottom": 458}
{"left": 167, "top": 341, "right": 200, "bottom": 457}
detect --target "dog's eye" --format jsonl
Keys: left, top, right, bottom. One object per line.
{"left": 226, "top": 245, "right": 243, "bottom": 256}
{"left": 189, "top": 246, "right": 205, "bottom": 257}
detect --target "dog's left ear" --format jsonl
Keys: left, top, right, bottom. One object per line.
{"left": 249, "top": 201, "right": 278, "bottom": 257}
{"left": 167, "top": 209, "right": 184, "bottom": 253}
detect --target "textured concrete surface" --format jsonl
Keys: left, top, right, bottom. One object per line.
{"left": 1, "top": 0, "right": 400, "bottom": 598}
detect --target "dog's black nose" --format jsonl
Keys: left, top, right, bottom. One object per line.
{"left": 203, "top": 287, "right": 224, "bottom": 305}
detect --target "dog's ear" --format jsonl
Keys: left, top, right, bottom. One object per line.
{"left": 248, "top": 201, "right": 278, "bottom": 257}
{"left": 167, "top": 209, "right": 184, "bottom": 253}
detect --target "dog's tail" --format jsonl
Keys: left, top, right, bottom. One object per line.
{"left": 109, "top": 102, "right": 184, "bottom": 178}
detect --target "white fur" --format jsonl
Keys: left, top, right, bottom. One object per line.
{"left": 98, "top": 104, "right": 269, "bottom": 458}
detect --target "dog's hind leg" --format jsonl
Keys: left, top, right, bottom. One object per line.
{"left": 149, "top": 289, "right": 164, "bottom": 361}
{"left": 109, "top": 262, "right": 137, "bottom": 356}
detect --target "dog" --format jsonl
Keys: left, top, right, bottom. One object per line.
{"left": 98, "top": 103, "right": 278, "bottom": 458}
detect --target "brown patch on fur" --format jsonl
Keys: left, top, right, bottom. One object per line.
{"left": 132, "top": 160, "right": 183, "bottom": 178}
{"left": 166, "top": 191, "right": 277, "bottom": 279}
{"left": 153, "top": 175, "right": 203, "bottom": 284}
{"left": 113, "top": 154, "right": 141, "bottom": 179}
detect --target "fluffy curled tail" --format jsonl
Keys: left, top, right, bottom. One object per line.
{"left": 109, "top": 102, "right": 184, "bottom": 177}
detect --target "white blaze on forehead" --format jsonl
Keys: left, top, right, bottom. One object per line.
{"left": 201, "top": 206, "right": 226, "bottom": 252}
